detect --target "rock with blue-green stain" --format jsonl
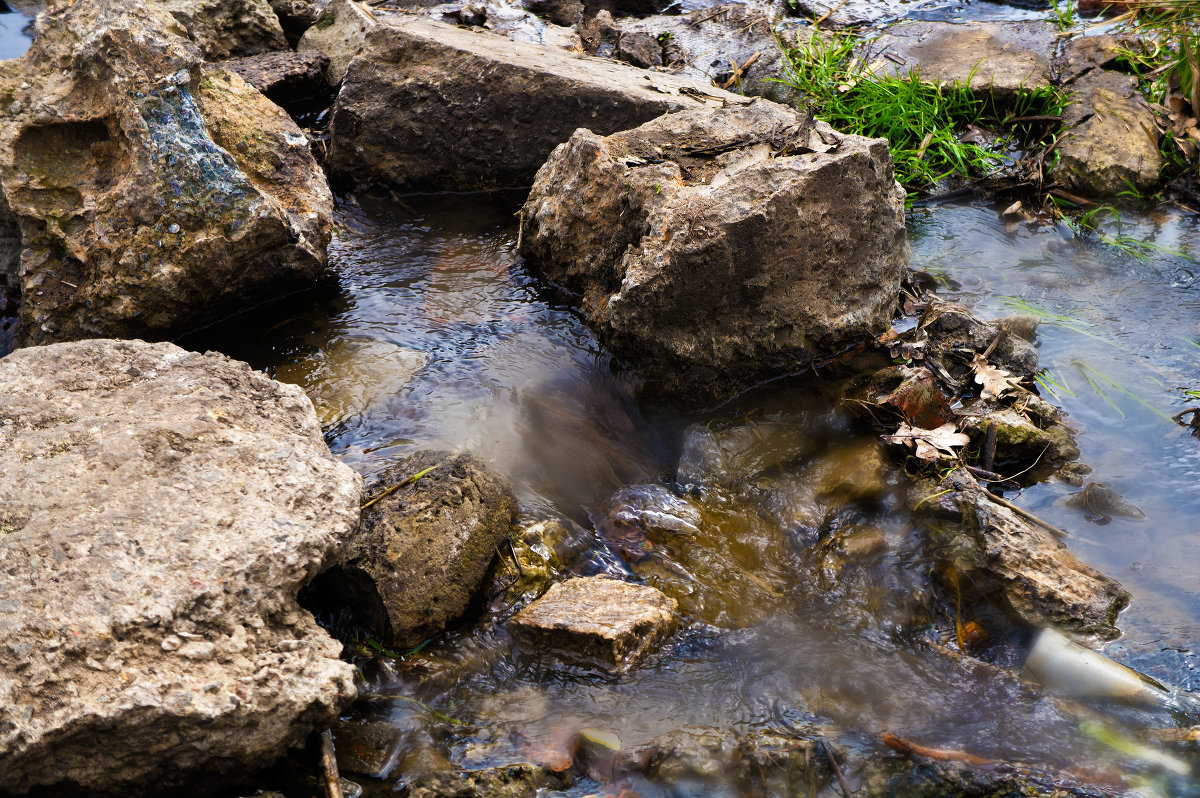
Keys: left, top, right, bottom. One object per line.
{"left": 0, "top": 0, "right": 332, "bottom": 348}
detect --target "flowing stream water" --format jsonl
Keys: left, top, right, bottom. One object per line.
{"left": 187, "top": 192, "right": 1200, "bottom": 797}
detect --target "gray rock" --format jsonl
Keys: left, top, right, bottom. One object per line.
{"left": 155, "top": 0, "right": 289, "bottom": 59}
{"left": 332, "top": 718, "right": 407, "bottom": 778}
{"left": 509, "top": 576, "right": 678, "bottom": 669}
{"left": 221, "top": 50, "right": 332, "bottom": 110}
{"left": 271, "top": 0, "right": 331, "bottom": 39}
{"left": 620, "top": 5, "right": 801, "bottom": 102}
{"left": 520, "top": 100, "right": 908, "bottom": 403}
{"left": 326, "top": 15, "right": 753, "bottom": 191}
{"left": 959, "top": 404, "right": 1080, "bottom": 468}
{"left": 1056, "top": 33, "right": 1124, "bottom": 83}
{"left": 914, "top": 469, "right": 1129, "bottom": 639}
{"left": 1051, "top": 69, "right": 1164, "bottom": 198}
{"left": 591, "top": 484, "right": 701, "bottom": 562}
{"left": 0, "top": 0, "right": 333, "bottom": 347}
{"left": 919, "top": 299, "right": 1039, "bottom": 377}
{"left": 335, "top": 450, "right": 518, "bottom": 649}
{"left": 865, "top": 20, "right": 1057, "bottom": 103}
{"left": 298, "top": 0, "right": 378, "bottom": 85}
{"left": 0, "top": 339, "right": 361, "bottom": 794}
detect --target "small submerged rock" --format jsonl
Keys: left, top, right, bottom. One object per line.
{"left": 520, "top": 100, "right": 908, "bottom": 403}
{"left": 913, "top": 468, "right": 1130, "bottom": 639}
{"left": 509, "top": 576, "right": 678, "bottom": 669}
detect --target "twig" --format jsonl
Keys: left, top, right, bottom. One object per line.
{"left": 1005, "top": 114, "right": 1063, "bottom": 124}
{"left": 515, "top": 209, "right": 524, "bottom": 251}
{"left": 983, "top": 487, "right": 1070, "bottom": 538}
{"left": 719, "top": 50, "right": 762, "bottom": 89}
{"left": 965, "top": 464, "right": 1002, "bottom": 482}
{"left": 821, "top": 740, "right": 853, "bottom": 798}
{"left": 882, "top": 732, "right": 997, "bottom": 766}
{"left": 320, "top": 729, "right": 345, "bottom": 798}
{"left": 812, "top": 0, "right": 849, "bottom": 28}
{"left": 360, "top": 465, "right": 437, "bottom": 510}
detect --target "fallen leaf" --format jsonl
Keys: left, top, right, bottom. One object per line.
{"left": 971, "top": 354, "right": 1022, "bottom": 400}
{"left": 882, "top": 422, "right": 970, "bottom": 461}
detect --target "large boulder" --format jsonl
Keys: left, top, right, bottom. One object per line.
{"left": 319, "top": 450, "right": 518, "bottom": 649}
{"left": 298, "top": 0, "right": 377, "bottom": 86}
{"left": 155, "top": 0, "right": 289, "bottom": 59}
{"left": 0, "top": 339, "right": 362, "bottom": 795}
{"left": 326, "top": 14, "right": 752, "bottom": 191}
{"left": 0, "top": 0, "right": 333, "bottom": 347}
{"left": 519, "top": 100, "right": 909, "bottom": 402}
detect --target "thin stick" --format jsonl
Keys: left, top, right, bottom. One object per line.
{"left": 983, "top": 487, "right": 1070, "bottom": 538}
{"left": 982, "top": 420, "right": 998, "bottom": 473}
{"left": 882, "top": 732, "right": 997, "bottom": 766}
{"left": 360, "top": 465, "right": 437, "bottom": 511}
{"left": 822, "top": 740, "right": 853, "bottom": 798}
{"left": 320, "top": 729, "right": 345, "bottom": 798}
{"left": 813, "top": 0, "right": 849, "bottom": 27}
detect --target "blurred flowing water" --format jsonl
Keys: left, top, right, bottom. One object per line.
{"left": 190, "top": 191, "right": 1200, "bottom": 796}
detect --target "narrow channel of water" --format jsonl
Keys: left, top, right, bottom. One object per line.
{"left": 190, "top": 191, "right": 1200, "bottom": 796}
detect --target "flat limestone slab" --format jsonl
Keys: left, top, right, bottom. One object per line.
{"left": 863, "top": 20, "right": 1057, "bottom": 102}
{"left": 509, "top": 577, "right": 678, "bottom": 670}
{"left": 327, "top": 15, "right": 751, "bottom": 190}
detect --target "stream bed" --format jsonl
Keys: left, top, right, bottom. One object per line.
{"left": 187, "top": 192, "right": 1200, "bottom": 797}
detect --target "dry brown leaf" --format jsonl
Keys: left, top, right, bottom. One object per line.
{"left": 971, "top": 353, "right": 1022, "bottom": 400}
{"left": 882, "top": 422, "right": 970, "bottom": 461}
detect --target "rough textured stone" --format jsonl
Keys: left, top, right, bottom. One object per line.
{"left": 1052, "top": 69, "right": 1164, "bottom": 198}
{"left": 327, "top": 15, "right": 751, "bottom": 191}
{"left": 0, "top": 339, "right": 362, "bottom": 795}
{"left": 524, "top": 0, "right": 583, "bottom": 27}
{"left": 509, "top": 576, "right": 678, "bottom": 669}
{"left": 914, "top": 469, "right": 1129, "bottom": 639}
{"left": 155, "top": 0, "right": 289, "bottom": 59}
{"left": 298, "top": 0, "right": 377, "bottom": 85}
{"left": 919, "top": 299, "right": 1039, "bottom": 377}
{"left": 1056, "top": 33, "right": 1123, "bottom": 83}
{"left": 520, "top": 100, "right": 908, "bottom": 402}
{"left": 328, "top": 450, "right": 518, "bottom": 649}
{"left": 0, "top": 0, "right": 333, "bottom": 347}
{"left": 405, "top": 764, "right": 567, "bottom": 798}
{"left": 865, "top": 20, "right": 1057, "bottom": 103}
{"left": 272, "top": 0, "right": 330, "bottom": 40}
{"left": 221, "top": 50, "right": 333, "bottom": 110}
{"left": 620, "top": 6, "right": 800, "bottom": 102}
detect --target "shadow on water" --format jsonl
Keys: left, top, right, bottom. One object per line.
{"left": 188, "top": 191, "right": 1200, "bottom": 796}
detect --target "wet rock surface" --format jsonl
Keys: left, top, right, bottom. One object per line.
{"left": 327, "top": 15, "right": 751, "bottom": 191}
{"left": 520, "top": 100, "right": 908, "bottom": 402}
{"left": 0, "top": 0, "right": 333, "bottom": 347}
{"left": 1052, "top": 68, "right": 1165, "bottom": 198}
{"left": 0, "top": 339, "right": 361, "bottom": 795}
{"left": 403, "top": 763, "right": 567, "bottom": 798}
{"left": 324, "top": 450, "right": 518, "bottom": 649}
{"left": 913, "top": 468, "right": 1130, "bottom": 639}
{"left": 509, "top": 576, "right": 679, "bottom": 669}
{"left": 156, "top": 0, "right": 289, "bottom": 59}
{"left": 865, "top": 20, "right": 1056, "bottom": 102}
{"left": 221, "top": 50, "right": 332, "bottom": 112}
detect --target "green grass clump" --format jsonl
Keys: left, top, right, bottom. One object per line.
{"left": 776, "top": 32, "right": 1066, "bottom": 194}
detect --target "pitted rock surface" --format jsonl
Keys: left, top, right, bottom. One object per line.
{"left": 520, "top": 100, "right": 908, "bottom": 402}
{"left": 509, "top": 576, "right": 679, "bottom": 669}
{"left": 328, "top": 450, "right": 518, "bottom": 649}
{"left": 0, "top": 339, "right": 361, "bottom": 795}
{"left": 156, "top": 0, "right": 288, "bottom": 59}
{"left": 0, "top": 0, "right": 332, "bottom": 347}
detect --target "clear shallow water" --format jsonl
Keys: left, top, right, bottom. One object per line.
{"left": 193, "top": 193, "right": 1200, "bottom": 796}
{"left": 0, "top": 2, "right": 37, "bottom": 60}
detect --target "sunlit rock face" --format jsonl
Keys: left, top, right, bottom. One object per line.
{"left": 0, "top": 0, "right": 332, "bottom": 347}
{"left": 0, "top": 339, "right": 361, "bottom": 795}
